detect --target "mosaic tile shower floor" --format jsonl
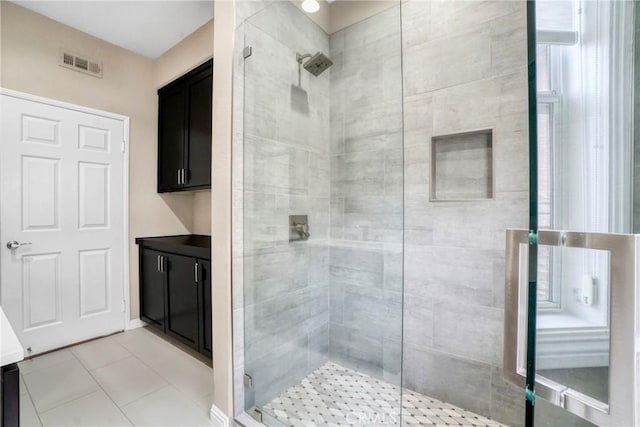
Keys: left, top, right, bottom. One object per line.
{"left": 262, "top": 362, "right": 509, "bottom": 427}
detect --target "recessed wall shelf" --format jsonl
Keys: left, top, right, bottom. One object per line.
{"left": 430, "top": 128, "right": 494, "bottom": 201}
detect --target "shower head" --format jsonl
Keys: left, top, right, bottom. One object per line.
{"left": 296, "top": 52, "right": 333, "bottom": 77}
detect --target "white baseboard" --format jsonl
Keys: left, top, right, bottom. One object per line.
{"left": 126, "top": 318, "right": 147, "bottom": 330}
{"left": 210, "top": 404, "right": 231, "bottom": 427}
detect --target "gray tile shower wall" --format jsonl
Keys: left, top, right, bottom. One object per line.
{"left": 400, "top": 1, "right": 528, "bottom": 425}
{"left": 239, "top": 1, "right": 332, "bottom": 409}
{"left": 328, "top": 6, "right": 404, "bottom": 385}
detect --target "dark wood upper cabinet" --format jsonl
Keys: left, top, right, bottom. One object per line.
{"left": 157, "top": 59, "right": 212, "bottom": 193}
{"left": 158, "top": 86, "right": 186, "bottom": 192}
{"left": 186, "top": 69, "right": 213, "bottom": 188}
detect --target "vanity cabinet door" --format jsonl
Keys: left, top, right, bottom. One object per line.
{"left": 137, "top": 243, "right": 211, "bottom": 358}
{"left": 139, "top": 249, "right": 166, "bottom": 328}
{"left": 198, "top": 260, "right": 212, "bottom": 357}
{"left": 165, "top": 253, "right": 199, "bottom": 349}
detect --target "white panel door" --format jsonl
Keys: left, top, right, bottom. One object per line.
{"left": 0, "top": 91, "right": 127, "bottom": 356}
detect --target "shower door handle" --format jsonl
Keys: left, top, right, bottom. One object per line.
{"left": 504, "top": 229, "right": 637, "bottom": 426}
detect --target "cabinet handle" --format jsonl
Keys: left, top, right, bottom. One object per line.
{"left": 160, "top": 255, "right": 165, "bottom": 273}
{"left": 181, "top": 168, "right": 186, "bottom": 185}
{"left": 194, "top": 262, "right": 199, "bottom": 283}
{"left": 177, "top": 169, "right": 181, "bottom": 185}
{"left": 157, "top": 255, "right": 160, "bottom": 272}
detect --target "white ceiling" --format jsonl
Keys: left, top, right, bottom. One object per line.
{"left": 11, "top": 1, "right": 214, "bottom": 59}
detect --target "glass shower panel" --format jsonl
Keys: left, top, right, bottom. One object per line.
{"left": 526, "top": 0, "right": 638, "bottom": 424}
{"left": 240, "top": 2, "right": 404, "bottom": 425}
{"left": 241, "top": 3, "right": 333, "bottom": 421}
{"left": 535, "top": 245, "right": 611, "bottom": 405}
{"left": 400, "top": 0, "right": 529, "bottom": 426}
{"left": 535, "top": 400, "right": 597, "bottom": 427}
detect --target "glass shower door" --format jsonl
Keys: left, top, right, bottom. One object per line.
{"left": 506, "top": 230, "right": 636, "bottom": 426}
{"left": 506, "top": 0, "right": 639, "bottom": 425}
{"left": 238, "top": 1, "right": 404, "bottom": 425}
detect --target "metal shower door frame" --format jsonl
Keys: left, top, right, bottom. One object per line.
{"left": 504, "top": 228, "right": 638, "bottom": 426}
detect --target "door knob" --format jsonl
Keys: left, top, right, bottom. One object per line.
{"left": 6, "top": 240, "right": 32, "bottom": 250}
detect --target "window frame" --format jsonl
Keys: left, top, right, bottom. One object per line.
{"left": 536, "top": 42, "right": 564, "bottom": 309}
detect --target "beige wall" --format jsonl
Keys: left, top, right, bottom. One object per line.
{"left": 154, "top": 19, "right": 214, "bottom": 88}
{"left": 211, "top": 0, "right": 235, "bottom": 418}
{"left": 193, "top": 192, "right": 212, "bottom": 235}
{"left": 0, "top": 2, "right": 213, "bottom": 320}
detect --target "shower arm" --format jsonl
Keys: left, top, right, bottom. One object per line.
{"left": 295, "top": 53, "right": 311, "bottom": 87}
{"left": 296, "top": 53, "right": 312, "bottom": 64}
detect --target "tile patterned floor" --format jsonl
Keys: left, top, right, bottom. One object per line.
{"left": 19, "top": 327, "right": 214, "bottom": 427}
{"left": 262, "top": 362, "right": 508, "bottom": 427}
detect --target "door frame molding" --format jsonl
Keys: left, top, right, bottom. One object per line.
{"left": 0, "top": 88, "right": 131, "bottom": 333}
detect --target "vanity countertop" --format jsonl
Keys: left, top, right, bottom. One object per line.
{"left": 0, "top": 307, "right": 24, "bottom": 367}
{"left": 135, "top": 234, "right": 211, "bottom": 259}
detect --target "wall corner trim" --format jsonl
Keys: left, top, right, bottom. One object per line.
{"left": 210, "top": 404, "right": 230, "bottom": 427}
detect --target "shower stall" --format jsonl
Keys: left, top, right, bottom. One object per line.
{"left": 232, "top": 1, "right": 525, "bottom": 425}
{"left": 230, "top": 0, "right": 640, "bottom": 426}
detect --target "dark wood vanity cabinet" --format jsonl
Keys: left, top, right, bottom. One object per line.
{"left": 157, "top": 59, "right": 212, "bottom": 193}
{"left": 165, "top": 253, "right": 199, "bottom": 348}
{"left": 137, "top": 236, "right": 212, "bottom": 358}
{"left": 1, "top": 363, "right": 19, "bottom": 427}
{"left": 139, "top": 249, "right": 166, "bottom": 329}
{"left": 198, "top": 260, "right": 212, "bottom": 357}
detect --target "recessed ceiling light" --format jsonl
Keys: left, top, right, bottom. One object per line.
{"left": 302, "top": 0, "right": 320, "bottom": 13}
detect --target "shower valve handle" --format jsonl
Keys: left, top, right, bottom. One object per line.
{"left": 293, "top": 222, "right": 310, "bottom": 239}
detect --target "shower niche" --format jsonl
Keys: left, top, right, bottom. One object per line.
{"left": 430, "top": 129, "right": 494, "bottom": 201}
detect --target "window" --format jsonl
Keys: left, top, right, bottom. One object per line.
{"left": 535, "top": 0, "right": 629, "bottom": 315}
{"left": 536, "top": 43, "right": 562, "bottom": 306}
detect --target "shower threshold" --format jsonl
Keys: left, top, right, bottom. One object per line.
{"left": 262, "top": 362, "right": 509, "bottom": 427}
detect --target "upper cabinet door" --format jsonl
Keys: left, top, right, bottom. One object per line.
{"left": 157, "top": 59, "right": 212, "bottom": 193}
{"left": 157, "top": 84, "right": 186, "bottom": 192}
{"left": 185, "top": 67, "right": 213, "bottom": 189}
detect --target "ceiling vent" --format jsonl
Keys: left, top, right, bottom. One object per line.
{"left": 59, "top": 50, "right": 103, "bottom": 78}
